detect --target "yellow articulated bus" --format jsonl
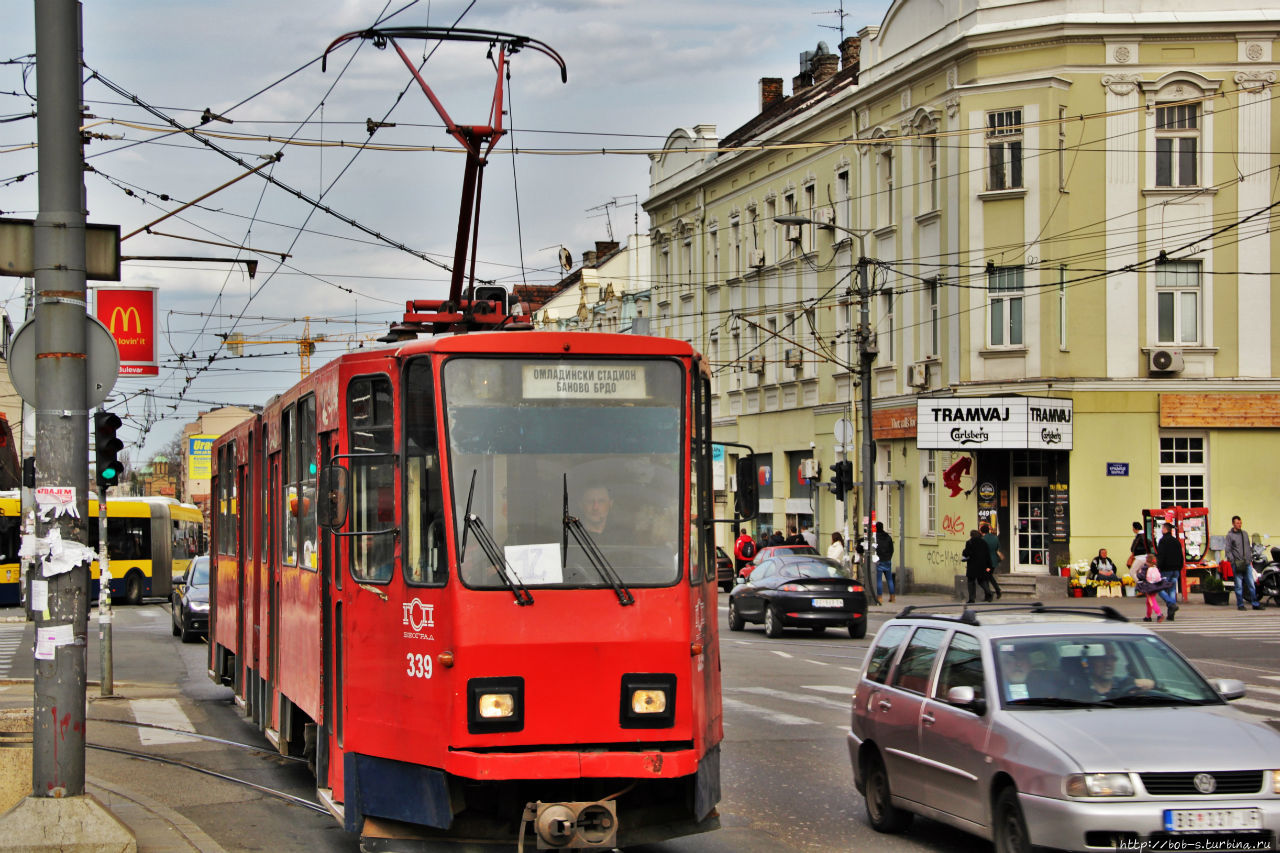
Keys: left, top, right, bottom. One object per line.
{"left": 0, "top": 492, "right": 21, "bottom": 606}
{"left": 87, "top": 497, "right": 206, "bottom": 605}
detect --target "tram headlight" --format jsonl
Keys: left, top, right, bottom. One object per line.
{"left": 467, "top": 677, "right": 524, "bottom": 734}
{"left": 620, "top": 674, "right": 676, "bottom": 729}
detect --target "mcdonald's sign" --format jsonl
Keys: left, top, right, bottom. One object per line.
{"left": 94, "top": 286, "right": 158, "bottom": 375}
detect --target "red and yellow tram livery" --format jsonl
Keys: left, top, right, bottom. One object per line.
{"left": 208, "top": 330, "right": 724, "bottom": 848}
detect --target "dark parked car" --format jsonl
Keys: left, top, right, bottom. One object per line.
{"left": 728, "top": 554, "right": 867, "bottom": 638}
{"left": 739, "top": 543, "right": 821, "bottom": 579}
{"left": 716, "top": 546, "right": 734, "bottom": 592}
{"left": 171, "top": 555, "right": 209, "bottom": 643}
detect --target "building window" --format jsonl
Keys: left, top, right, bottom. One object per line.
{"left": 879, "top": 149, "right": 894, "bottom": 222}
{"left": 1155, "top": 260, "right": 1200, "bottom": 345}
{"left": 1159, "top": 435, "right": 1205, "bottom": 507}
{"left": 922, "top": 451, "right": 937, "bottom": 536}
{"left": 836, "top": 169, "right": 850, "bottom": 229}
{"left": 923, "top": 134, "right": 938, "bottom": 211}
{"left": 1155, "top": 103, "right": 1198, "bottom": 187}
{"left": 880, "top": 291, "right": 895, "bottom": 363}
{"left": 927, "top": 278, "right": 940, "bottom": 357}
{"left": 986, "top": 109, "right": 1023, "bottom": 190}
{"left": 988, "top": 266, "right": 1024, "bottom": 347}
{"left": 803, "top": 184, "right": 816, "bottom": 252}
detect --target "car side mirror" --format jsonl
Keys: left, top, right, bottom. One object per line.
{"left": 317, "top": 465, "right": 349, "bottom": 530}
{"left": 946, "top": 685, "right": 987, "bottom": 715}
{"left": 1210, "top": 678, "right": 1246, "bottom": 701}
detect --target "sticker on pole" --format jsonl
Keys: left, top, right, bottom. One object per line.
{"left": 35, "top": 486, "right": 78, "bottom": 520}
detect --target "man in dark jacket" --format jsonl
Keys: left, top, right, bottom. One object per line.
{"left": 1155, "top": 522, "right": 1182, "bottom": 620}
{"left": 1225, "top": 515, "right": 1261, "bottom": 610}
{"left": 963, "top": 528, "right": 994, "bottom": 603}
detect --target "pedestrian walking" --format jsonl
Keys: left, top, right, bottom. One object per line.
{"left": 1127, "top": 521, "right": 1150, "bottom": 576}
{"left": 963, "top": 528, "right": 995, "bottom": 603}
{"left": 827, "top": 532, "right": 847, "bottom": 567}
{"left": 1134, "top": 556, "right": 1167, "bottom": 622}
{"left": 874, "top": 522, "right": 895, "bottom": 602}
{"left": 1155, "top": 522, "right": 1182, "bottom": 621}
{"left": 801, "top": 524, "right": 818, "bottom": 549}
{"left": 979, "top": 522, "right": 1004, "bottom": 600}
{"left": 733, "top": 528, "right": 757, "bottom": 574}
{"left": 784, "top": 524, "right": 805, "bottom": 546}
{"left": 1224, "top": 515, "right": 1262, "bottom": 611}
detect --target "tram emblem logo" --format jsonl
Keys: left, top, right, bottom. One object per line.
{"left": 402, "top": 598, "right": 435, "bottom": 631}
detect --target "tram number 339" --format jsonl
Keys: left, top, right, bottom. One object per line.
{"left": 406, "top": 652, "right": 434, "bottom": 679}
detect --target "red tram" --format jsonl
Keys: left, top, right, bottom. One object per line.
{"left": 208, "top": 330, "right": 725, "bottom": 848}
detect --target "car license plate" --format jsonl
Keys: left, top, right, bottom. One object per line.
{"left": 1164, "top": 808, "right": 1262, "bottom": 832}
{"left": 812, "top": 598, "right": 844, "bottom": 608}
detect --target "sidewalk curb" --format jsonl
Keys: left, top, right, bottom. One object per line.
{"left": 87, "top": 774, "right": 228, "bottom": 853}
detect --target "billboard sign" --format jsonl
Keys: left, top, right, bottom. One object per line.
{"left": 187, "top": 434, "right": 216, "bottom": 480}
{"left": 95, "top": 286, "right": 158, "bottom": 375}
{"left": 916, "top": 396, "right": 1073, "bottom": 450}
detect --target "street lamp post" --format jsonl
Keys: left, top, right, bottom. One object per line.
{"left": 775, "top": 215, "right": 879, "bottom": 602}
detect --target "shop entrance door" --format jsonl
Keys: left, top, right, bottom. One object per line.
{"left": 1012, "top": 478, "right": 1050, "bottom": 573}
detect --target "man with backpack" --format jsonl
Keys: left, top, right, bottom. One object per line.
{"left": 733, "top": 528, "right": 757, "bottom": 574}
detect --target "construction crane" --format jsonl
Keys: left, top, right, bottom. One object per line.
{"left": 221, "top": 317, "right": 376, "bottom": 378}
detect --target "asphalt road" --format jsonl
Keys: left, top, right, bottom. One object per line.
{"left": 3, "top": 595, "right": 1279, "bottom": 852}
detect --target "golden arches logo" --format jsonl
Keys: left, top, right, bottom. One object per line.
{"left": 108, "top": 306, "right": 142, "bottom": 335}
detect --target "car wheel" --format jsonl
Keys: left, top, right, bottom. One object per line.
{"left": 764, "top": 605, "right": 784, "bottom": 638}
{"left": 179, "top": 612, "right": 196, "bottom": 644}
{"left": 849, "top": 619, "right": 868, "bottom": 639}
{"left": 864, "top": 754, "right": 912, "bottom": 833}
{"left": 721, "top": 581, "right": 733, "bottom": 593}
{"left": 992, "top": 786, "right": 1031, "bottom": 853}
{"left": 171, "top": 606, "right": 180, "bottom": 636}
{"left": 727, "top": 599, "right": 745, "bottom": 632}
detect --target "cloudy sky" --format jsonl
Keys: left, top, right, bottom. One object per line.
{"left": 1, "top": 0, "right": 882, "bottom": 457}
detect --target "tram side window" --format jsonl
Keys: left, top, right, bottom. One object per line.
{"left": 405, "top": 359, "right": 446, "bottom": 585}
{"left": 348, "top": 376, "right": 395, "bottom": 583}
{"left": 296, "top": 395, "right": 318, "bottom": 571}
{"left": 282, "top": 408, "right": 296, "bottom": 566}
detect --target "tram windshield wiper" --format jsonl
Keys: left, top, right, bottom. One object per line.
{"left": 563, "top": 475, "right": 634, "bottom": 606}
{"left": 461, "top": 469, "right": 533, "bottom": 606}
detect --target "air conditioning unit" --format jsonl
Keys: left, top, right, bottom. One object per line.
{"left": 748, "top": 249, "right": 766, "bottom": 268}
{"left": 908, "top": 362, "right": 928, "bottom": 387}
{"left": 784, "top": 224, "right": 802, "bottom": 242}
{"left": 814, "top": 207, "right": 835, "bottom": 226}
{"left": 1148, "top": 348, "right": 1184, "bottom": 374}
{"left": 746, "top": 355, "right": 765, "bottom": 374}
{"left": 802, "top": 459, "right": 819, "bottom": 480}
{"left": 784, "top": 348, "right": 803, "bottom": 368}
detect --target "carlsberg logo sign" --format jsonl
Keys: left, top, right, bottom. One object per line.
{"left": 916, "top": 397, "right": 1072, "bottom": 450}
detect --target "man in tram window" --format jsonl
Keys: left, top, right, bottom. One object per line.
{"left": 580, "top": 483, "right": 615, "bottom": 539}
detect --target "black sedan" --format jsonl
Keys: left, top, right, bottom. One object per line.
{"left": 171, "top": 555, "right": 210, "bottom": 643}
{"left": 728, "top": 554, "right": 867, "bottom": 638}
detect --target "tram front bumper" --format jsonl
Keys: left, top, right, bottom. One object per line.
{"left": 446, "top": 745, "right": 703, "bottom": 780}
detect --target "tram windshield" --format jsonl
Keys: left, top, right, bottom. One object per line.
{"left": 442, "top": 356, "right": 684, "bottom": 589}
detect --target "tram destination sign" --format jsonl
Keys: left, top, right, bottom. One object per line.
{"left": 915, "top": 396, "right": 1072, "bottom": 450}
{"left": 523, "top": 364, "right": 648, "bottom": 400}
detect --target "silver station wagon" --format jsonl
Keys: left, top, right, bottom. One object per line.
{"left": 847, "top": 604, "right": 1280, "bottom": 853}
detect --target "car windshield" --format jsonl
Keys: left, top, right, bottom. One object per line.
{"left": 994, "top": 633, "right": 1222, "bottom": 709}
{"left": 189, "top": 557, "right": 209, "bottom": 587}
{"left": 443, "top": 356, "right": 684, "bottom": 590}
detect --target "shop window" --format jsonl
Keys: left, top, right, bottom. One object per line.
{"left": 921, "top": 450, "right": 937, "bottom": 536}
{"left": 1159, "top": 435, "right": 1205, "bottom": 507}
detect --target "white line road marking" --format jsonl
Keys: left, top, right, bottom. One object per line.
{"left": 803, "top": 659, "right": 829, "bottom": 666}
{"left": 730, "top": 686, "right": 850, "bottom": 712}
{"left": 721, "top": 697, "right": 816, "bottom": 726}
{"left": 803, "top": 685, "right": 854, "bottom": 696}
{"left": 130, "top": 698, "right": 198, "bottom": 745}
{"left": 770, "top": 650, "right": 793, "bottom": 659}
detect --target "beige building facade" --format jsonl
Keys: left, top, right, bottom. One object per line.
{"left": 647, "top": 0, "right": 1280, "bottom": 591}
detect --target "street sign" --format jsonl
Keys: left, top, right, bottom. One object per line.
{"left": 8, "top": 316, "right": 120, "bottom": 408}
{"left": 834, "top": 417, "right": 854, "bottom": 446}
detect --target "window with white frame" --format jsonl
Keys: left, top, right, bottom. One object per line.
{"left": 803, "top": 184, "right": 816, "bottom": 252}
{"left": 927, "top": 278, "right": 940, "bottom": 357}
{"left": 836, "top": 169, "right": 851, "bottom": 229}
{"left": 1155, "top": 260, "right": 1200, "bottom": 345}
{"left": 709, "top": 228, "right": 719, "bottom": 284}
{"left": 1159, "top": 434, "right": 1205, "bottom": 507}
{"left": 877, "top": 441, "right": 893, "bottom": 534}
{"left": 988, "top": 266, "right": 1024, "bottom": 347}
{"left": 986, "top": 109, "right": 1023, "bottom": 190}
{"left": 1155, "top": 103, "right": 1198, "bottom": 187}
{"left": 923, "top": 134, "right": 938, "bottom": 211}
{"left": 730, "top": 219, "right": 741, "bottom": 279}
{"left": 879, "top": 148, "right": 894, "bottom": 223}
{"left": 921, "top": 450, "right": 937, "bottom": 535}
{"left": 879, "top": 290, "right": 895, "bottom": 363}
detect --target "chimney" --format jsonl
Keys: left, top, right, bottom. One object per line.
{"left": 840, "top": 36, "right": 861, "bottom": 72}
{"left": 582, "top": 250, "right": 597, "bottom": 267}
{"left": 792, "top": 69, "right": 813, "bottom": 96}
{"left": 595, "top": 240, "right": 620, "bottom": 257}
{"left": 812, "top": 53, "right": 839, "bottom": 84}
{"left": 759, "top": 77, "right": 784, "bottom": 112}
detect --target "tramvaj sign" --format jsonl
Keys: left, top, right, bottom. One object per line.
{"left": 915, "top": 397, "right": 1073, "bottom": 450}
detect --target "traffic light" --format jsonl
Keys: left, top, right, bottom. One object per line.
{"left": 829, "top": 460, "right": 853, "bottom": 501}
{"left": 94, "top": 411, "right": 124, "bottom": 490}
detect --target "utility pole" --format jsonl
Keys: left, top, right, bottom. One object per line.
{"left": 32, "top": 0, "right": 91, "bottom": 797}
{"left": 775, "top": 214, "right": 877, "bottom": 601}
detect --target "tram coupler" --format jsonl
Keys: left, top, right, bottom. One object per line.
{"left": 524, "top": 800, "right": 617, "bottom": 849}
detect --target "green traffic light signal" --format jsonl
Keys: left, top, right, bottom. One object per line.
{"left": 94, "top": 411, "right": 124, "bottom": 489}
